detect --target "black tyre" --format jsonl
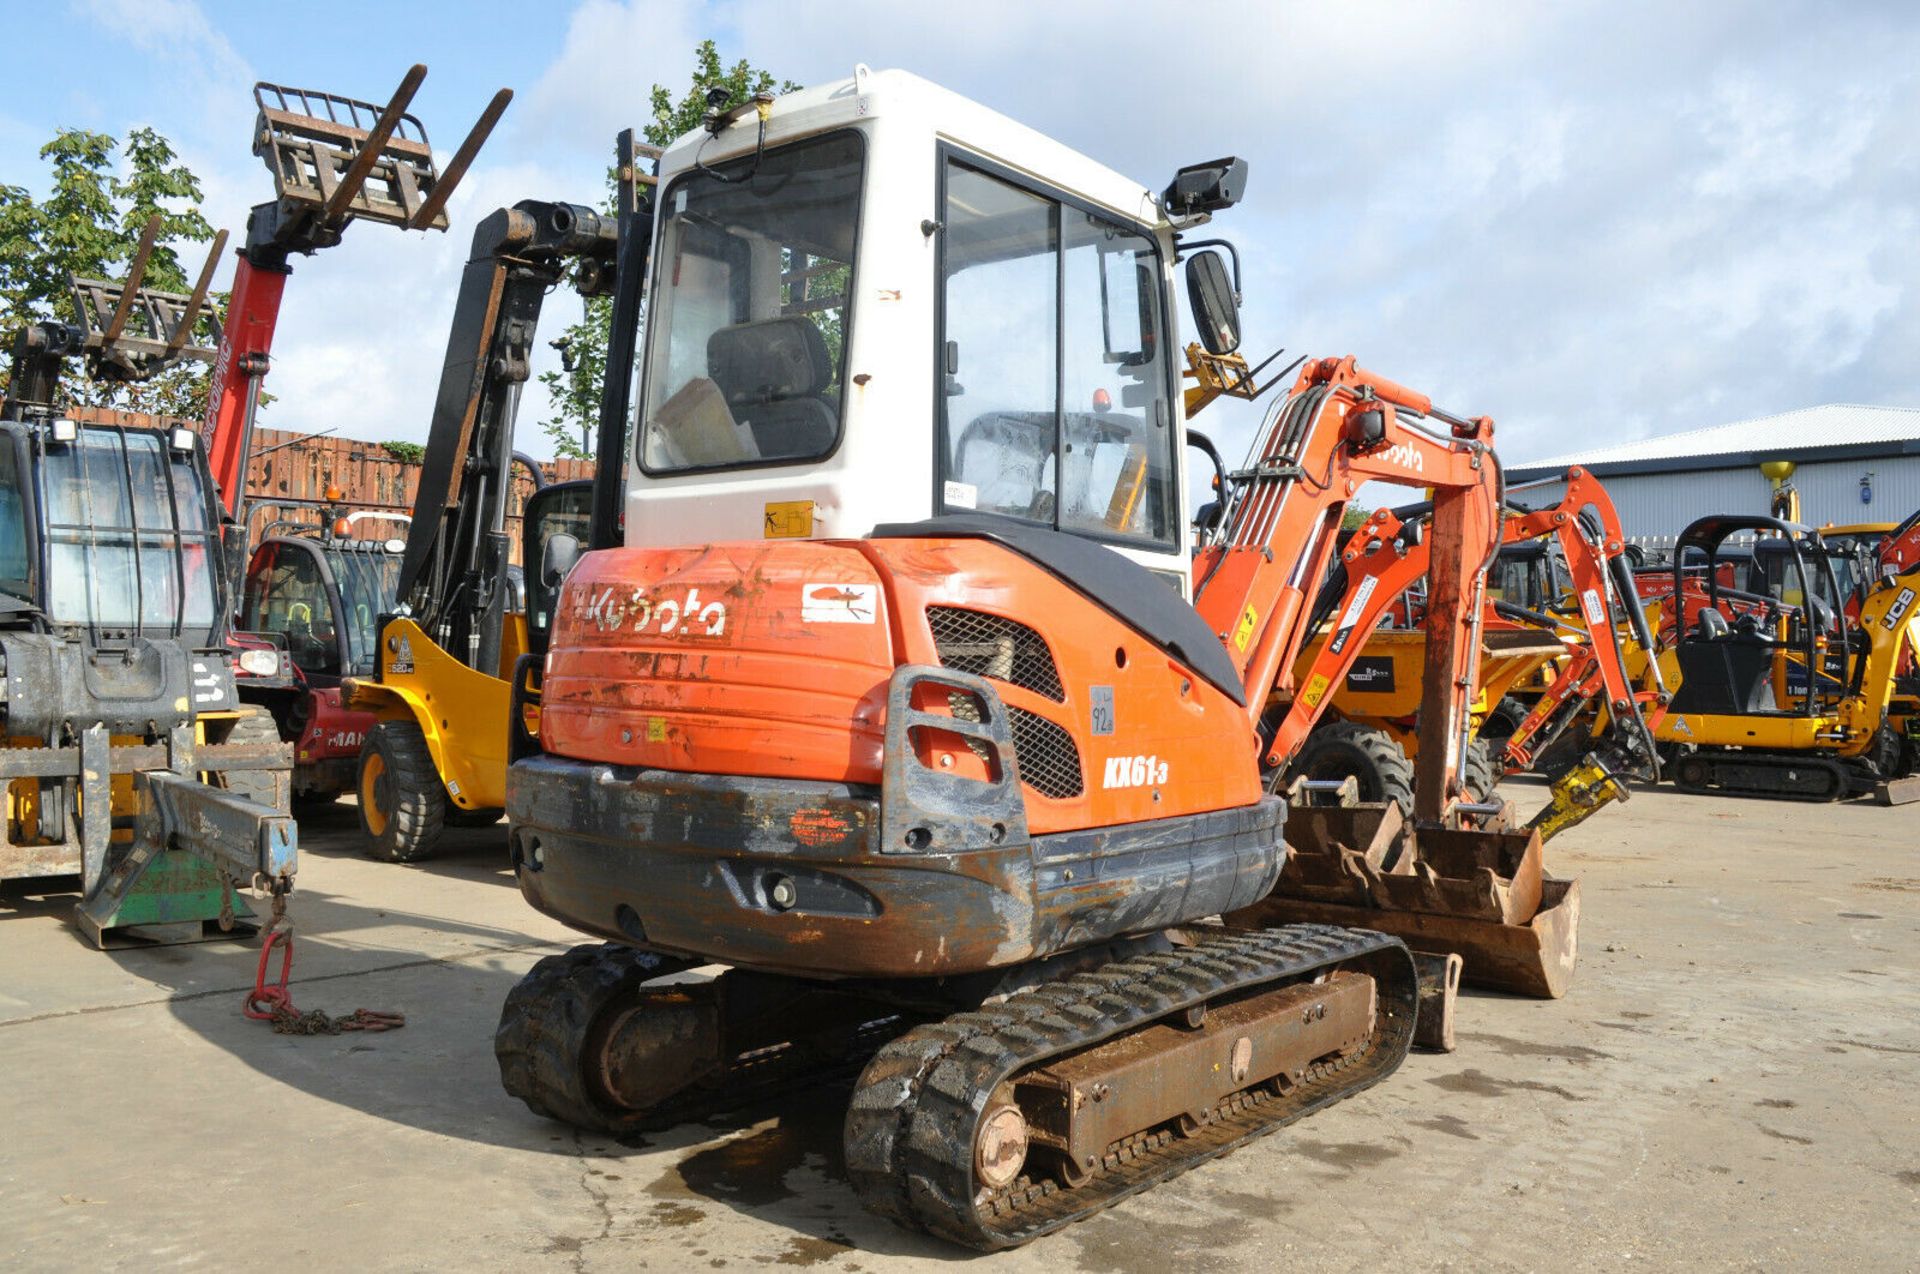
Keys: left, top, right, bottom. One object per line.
{"left": 1463, "top": 736, "right": 1499, "bottom": 804}
{"left": 1283, "top": 720, "right": 1415, "bottom": 817}
{"left": 357, "top": 719, "right": 446, "bottom": 863}
{"left": 215, "top": 705, "right": 289, "bottom": 812}
{"left": 495, "top": 943, "right": 670, "bottom": 1131}
{"left": 1478, "top": 695, "right": 1531, "bottom": 746}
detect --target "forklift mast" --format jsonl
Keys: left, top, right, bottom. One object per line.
{"left": 200, "top": 67, "right": 510, "bottom": 518}
{"left": 392, "top": 199, "right": 620, "bottom": 678}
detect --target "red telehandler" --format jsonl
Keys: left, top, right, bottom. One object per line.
{"left": 205, "top": 68, "right": 510, "bottom": 803}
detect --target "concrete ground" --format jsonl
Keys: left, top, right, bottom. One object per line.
{"left": 2, "top": 782, "right": 1916, "bottom": 1272}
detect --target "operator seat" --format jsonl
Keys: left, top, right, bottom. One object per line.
{"left": 706, "top": 317, "right": 836, "bottom": 461}
{"left": 1670, "top": 605, "right": 1777, "bottom": 715}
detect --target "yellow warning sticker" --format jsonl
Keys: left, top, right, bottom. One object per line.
{"left": 763, "top": 500, "right": 815, "bottom": 538}
{"left": 646, "top": 717, "right": 668, "bottom": 743}
{"left": 1300, "top": 673, "right": 1330, "bottom": 709}
{"left": 1233, "top": 605, "right": 1259, "bottom": 651}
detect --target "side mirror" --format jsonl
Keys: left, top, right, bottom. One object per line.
{"left": 1186, "top": 250, "right": 1240, "bottom": 356}
{"left": 540, "top": 532, "right": 582, "bottom": 591}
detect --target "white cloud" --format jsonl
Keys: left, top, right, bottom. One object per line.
{"left": 43, "top": 0, "right": 1920, "bottom": 469}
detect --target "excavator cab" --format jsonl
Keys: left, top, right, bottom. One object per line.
{"left": 1666, "top": 516, "right": 1843, "bottom": 719}
{"left": 619, "top": 70, "right": 1202, "bottom": 586}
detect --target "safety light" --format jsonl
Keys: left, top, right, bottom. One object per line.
{"left": 325, "top": 484, "right": 345, "bottom": 502}
{"left": 385, "top": 538, "right": 406, "bottom": 554}
{"left": 333, "top": 517, "right": 353, "bottom": 537}
{"left": 50, "top": 418, "right": 77, "bottom": 443}
{"left": 237, "top": 649, "right": 281, "bottom": 677}
{"left": 169, "top": 426, "right": 196, "bottom": 452}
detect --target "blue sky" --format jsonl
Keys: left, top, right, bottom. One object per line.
{"left": 5, "top": 0, "right": 1918, "bottom": 464}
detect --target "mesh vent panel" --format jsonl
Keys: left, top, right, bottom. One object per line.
{"left": 927, "top": 607, "right": 1065, "bottom": 702}
{"left": 1009, "top": 707, "right": 1084, "bottom": 799}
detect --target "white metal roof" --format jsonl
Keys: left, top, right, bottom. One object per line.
{"left": 1514, "top": 404, "right": 1920, "bottom": 471}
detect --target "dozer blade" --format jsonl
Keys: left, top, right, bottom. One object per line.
{"left": 1230, "top": 815, "right": 1580, "bottom": 999}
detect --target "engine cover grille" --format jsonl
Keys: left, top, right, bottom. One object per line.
{"left": 927, "top": 606, "right": 1065, "bottom": 702}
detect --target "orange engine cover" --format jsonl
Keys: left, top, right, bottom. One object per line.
{"left": 538, "top": 537, "right": 1264, "bottom": 835}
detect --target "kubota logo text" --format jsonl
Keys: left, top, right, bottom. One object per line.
{"left": 1378, "top": 441, "right": 1424, "bottom": 473}
{"left": 1102, "top": 755, "right": 1170, "bottom": 789}
{"left": 578, "top": 586, "right": 728, "bottom": 637}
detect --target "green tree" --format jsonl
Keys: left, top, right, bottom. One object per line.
{"left": 0, "top": 127, "right": 220, "bottom": 417}
{"left": 535, "top": 40, "right": 799, "bottom": 459}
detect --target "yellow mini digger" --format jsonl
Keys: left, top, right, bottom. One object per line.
{"left": 1649, "top": 512, "right": 1918, "bottom": 801}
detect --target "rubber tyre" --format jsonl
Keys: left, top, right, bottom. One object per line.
{"left": 216, "top": 705, "right": 289, "bottom": 813}
{"left": 357, "top": 719, "right": 446, "bottom": 863}
{"left": 495, "top": 943, "right": 667, "bottom": 1132}
{"left": 1463, "top": 736, "right": 1499, "bottom": 804}
{"left": 1284, "top": 720, "right": 1415, "bottom": 817}
{"left": 1478, "top": 695, "right": 1531, "bottom": 747}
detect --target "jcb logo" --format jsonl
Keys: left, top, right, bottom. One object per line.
{"left": 579, "top": 586, "right": 728, "bottom": 637}
{"left": 1885, "top": 587, "right": 1915, "bottom": 629}
{"left": 1102, "top": 754, "right": 1170, "bottom": 789}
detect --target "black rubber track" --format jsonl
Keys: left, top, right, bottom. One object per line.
{"left": 843, "top": 924, "right": 1417, "bottom": 1251}
{"left": 1671, "top": 750, "right": 1859, "bottom": 802}
{"left": 495, "top": 943, "right": 904, "bottom": 1134}
{"left": 495, "top": 944, "right": 696, "bottom": 1130}
{"left": 359, "top": 719, "right": 447, "bottom": 863}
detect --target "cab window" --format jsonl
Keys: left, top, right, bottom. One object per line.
{"left": 938, "top": 158, "right": 1175, "bottom": 546}
{"left": 636, "top": 131, "right": 863, "bottom": 473}
{"left": 242, "top": 544, "right": 339, "bottom": 676}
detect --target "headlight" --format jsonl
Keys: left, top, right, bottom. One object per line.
{"left": 238, "top": 649, "right": 280, "bottom": 677}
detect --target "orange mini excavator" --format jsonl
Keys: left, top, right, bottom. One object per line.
{"left": 491, "top": 71, "right": 1509, "bottom": 1250}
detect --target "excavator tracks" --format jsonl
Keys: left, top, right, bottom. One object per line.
{"left": 495, "top": 944, "right": 904, "bottom": 1135}
{"left": 843, "top": 924, "right": 1417, "bottom": 1251}
{"left": 1671, "top": 751, "right": 1864, "bottom": 802}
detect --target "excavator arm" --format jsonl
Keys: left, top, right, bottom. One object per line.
{"left": 1191, "top": 354, "right": 1501, "bottom": 818}
{"left": 1492, "top": 468, "right": 1669, "bottom": 839}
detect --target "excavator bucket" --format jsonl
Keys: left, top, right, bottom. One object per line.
{"left": 1226, "top": 805, "right": 1581, "bottom": 999}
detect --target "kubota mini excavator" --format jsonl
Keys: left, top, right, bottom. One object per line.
{"left": 490, "top": 69, "right": 1532, "bottom": 1250}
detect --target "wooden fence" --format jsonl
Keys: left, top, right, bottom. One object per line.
{"left": 70, "top": 407, "right": 593, "bottom": 563}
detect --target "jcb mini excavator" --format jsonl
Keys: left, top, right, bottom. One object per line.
{"left": 1648, "top": 512, "right": 1919, "bottom": 801}
{"left": 491, "top": 70, "right": 1527, "bottom": 1249}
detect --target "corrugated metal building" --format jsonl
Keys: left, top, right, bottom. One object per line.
{"left": 1505, "top": 404, "right": 1920, "bottom": 546}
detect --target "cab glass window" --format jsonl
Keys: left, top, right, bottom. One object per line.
{"left": 0, "top": 442, "right": 30, "bottom": 604}
{"left": 242, "top": 544, "right": 340, "bottom": 676}
{"left": 637, "top": 131, "right": 863, "bottom": 473}
{"left": 939, "top": 157, "right": 1175, "bottom": 546}
{"left": 40, "top": 428, "right": 217, "bottom": 634}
